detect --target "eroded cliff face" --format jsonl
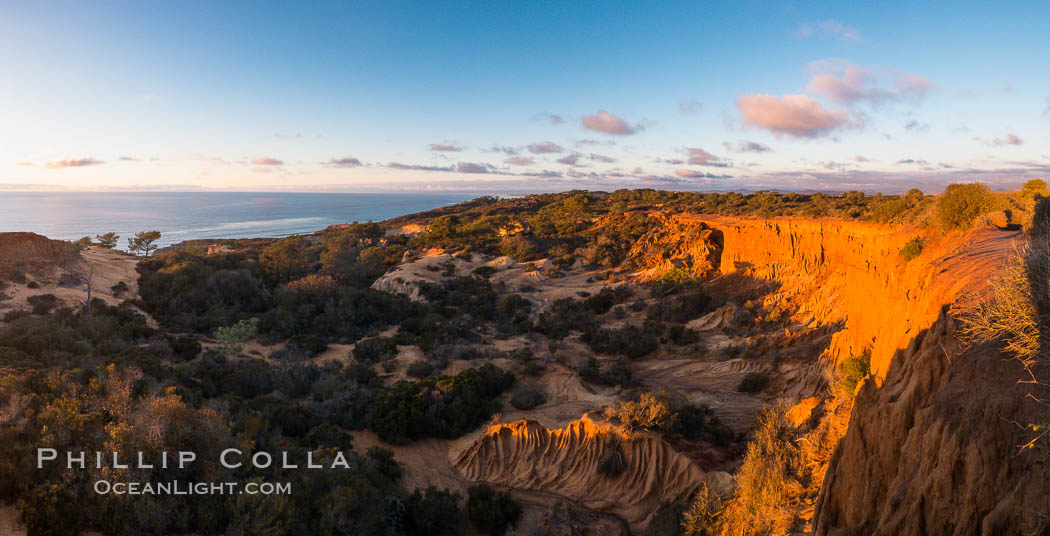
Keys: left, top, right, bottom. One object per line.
{"left": 651, "top": 216, "right": 1044, "bottom": 534}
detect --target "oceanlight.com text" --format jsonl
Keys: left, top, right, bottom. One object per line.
{"left": 93, "top": 480, "right": 291, "bottom": 496}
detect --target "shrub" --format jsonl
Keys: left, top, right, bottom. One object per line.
{"left": 406, "top": 360, "right": 434, "bottom": 378}
{"left": 682, "top": 483, "right": 723, "bottom": 536}
{"left": 936, "top": 183, "right": 995, "bottom": 230}
{"left": 111, "top": 281, "right": 129, "bottom": 295}
{"left": 718, "top": 407, "right": 805, "bottom": 536}
{"left": 26, "top": 281, "right": 39, "bottom": 289}
{"left": 509, "top": 383, "right": 547, "bottom": 410}
{"left": 650, "top": 500, "right": 687, "bottom": 536}
{"left": 367, "top": 363, "right": 515, "bottom": 443}
{"left": 899, "top": 237, "right": 925, "bottom": 262}
{"left": 838, "top": 354, "right": 871, "bottom": 394}
{"left": 404, "top": 486, "right": 463, "bottom": 536}
{"left": 26, "top": 294, "right": 58, "bottom": 315}
{"left": 353, "top": 336, "right": 398, "bottom": 363}
{"left": 674, "top": 404, "right": 733, "bottom": 446}
{"left": 737, "top": 372, "right": 769, "bottom": 393}
{"left": 17, "top": 484, "right": 81, "bottom": 536}
{"left": 583, "top": 324, "right": 659, "bottom": 359}
{"left": 604, "top": 391, "right": 675, "bottom": 431}
{"left": 497, "top": 235, "right": 537, "bottom": 261}
{"left": 467, "top": 484, "right": 521, "bottom": 536}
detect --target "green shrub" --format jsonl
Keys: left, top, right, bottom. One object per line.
{"left": 838, "top": 354, "right": 871, "bottom": 393}
{"left": 367, "top": 363, "right": 515, "bottom": 443}
{"left": 17, "top": 484, "right": 81, "bottom": 536}
{"left": 899, "top": 237, "right": 925, "bottom": 262}
{"left": 26, "top": 294, "right": 58, "bottom": 315}
{"left": 467, "top": 484, "right": 521, "bottom": 536}
{"left": 353, "top": 336, "right": 398, "bottom": 363}
{"left": 936, "top": 183, "right": 995, "bottom": 230}
{"left": 737, "top": 372, "right": 769, "bottom": 393}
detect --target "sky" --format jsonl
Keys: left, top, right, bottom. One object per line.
{"left": 2, "top": 0, "right": 1048, "bottom": 194}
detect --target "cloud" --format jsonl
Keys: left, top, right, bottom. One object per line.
{"left": 805, "top": 60, "right": 935, "bottom": 105}
{"left": 43, "top": 157, "right": 103, "bottom": 169}
{"left": 581, "top": 110, "right": 640, "bottom": 135}
{"left": 533, "top": 112, "right": 565, "bottom": 124}
{"left": 722, "top": 140, "right": 772, "bottom": 153}
{"left": 488, "top": 145, "right": 519, "bottom": 155}
{"left": 269, "top": 132, "right": 302, "bottom": 139}
{"left": 527, "top": 141, "right": 564, "bottom": 154}
{"left": 736, "top": 94, "right": 851, "bottom": 138}
{"left": 895, "top": 158, "right": 929, "bottom": 166}
{"left": 589, "top": 153, "right": 616, "bottom": 163}
{"left": 455, "top": 162, "right": 492, "bottom": 174}
{"left": 854, "top": 155, "right": 870, "bottom": 162}
{"left": 795, "top": 19, "right": 862, "bottom": 42}
{"left": 505, "top": 156, "right": 534, "bottom": 166}
{"left": 428, "top": 143, "right": 463, "bottom": 152}
{"left": 251, "top": 157, "right": 284, "bottom": 166}
{"left": 955, "top": 89, "right": 975, "bottom": 98}
{"left": 679, "top": 100, "right": 703, "bottom": 114}
{"left": 976, "top": 133, "right": 1024, "bottom": 146}
{"left": 15, "top": 161, "right": 33, "bottom": 167}
{"left": 685, "top": 147, "right": 729, "bottom": 167}
{"left": 673, "top": 169, "right": 732, "bottom": 179}
{"left": 557, "top": 153, "right": 582, "bottom": 165}
{"left": 387, "top": 162, "right": 454, "bottom": 172}
{"left": 118, "top": 156, "right": 144, "bottom": 162}
{"left": 325, "top": 156, "right": 363, "bottom": 167}
{"left": 903, "top": 120, "right": 929, "bottom": 132}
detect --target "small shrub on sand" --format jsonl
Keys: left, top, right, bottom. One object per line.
{"left": 899, "top": 237, "right": 925, "bottom": 262}
{"left": 837, "top": 354, "right": 871, "bottom": 394}
{"left": 604, "top": 391, "right": 675, "bottom": 431}
{"left": 737, "top": 372, "right": 769, "bottom": 393}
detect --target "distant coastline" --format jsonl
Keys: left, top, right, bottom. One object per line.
{"left": 0, "top": 191, "right": 477, "bottom": 249}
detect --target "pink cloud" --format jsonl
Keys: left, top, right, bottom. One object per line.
{"left": 806, "top": 61, "right": 935, "bottom": 104}
{"left": 675, "top": 169, "right": 703, "bottom": 178}
{"left": 589, "top": 153, "right": 616, "bottom": 163}
{"left": 581, "top": 110, "right": 639, "bottom": 135}
{"left": 976, "top": 133, "right": 1024, "bottom": 146}
{"left": 428, "top": 143, "right": 463, "bottom": 152}
{"left": 251, "top": 157, "right": 284, "bottom": 166}
{"left": 854, "top": 155, "right": 870, "bottom": 162}
{"left": 685, "top": 148, "right": 728, "bottom": 167}
{"left": 43, "top": 157, "right": 103, "bottom": 169}
{"left": 527, "top": 141, "right": 564, "bottom": 154}
{"left": 505, "top": 156, "right": 534, "bottom": 166}
{"left": 736, "top": 94, "right": 851, "bottom": 138}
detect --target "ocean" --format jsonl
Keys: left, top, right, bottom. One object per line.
{"left": 0, "top": 192, "right": 478, "bottom": 248}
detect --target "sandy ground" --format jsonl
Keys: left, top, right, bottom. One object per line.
{"left": 0, "top": 246, "right": 144, "bottom": 319}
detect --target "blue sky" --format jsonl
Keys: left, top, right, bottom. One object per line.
{"left": 2, "top": 0, "right": 1048, "bottom": 193}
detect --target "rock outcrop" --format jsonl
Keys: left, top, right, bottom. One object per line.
{"left": 453, "top": 416, "right": 732, "bottom": 533}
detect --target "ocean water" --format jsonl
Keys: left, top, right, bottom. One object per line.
{"left": 0, "top": 192, "right": 477, "bottom": 248}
